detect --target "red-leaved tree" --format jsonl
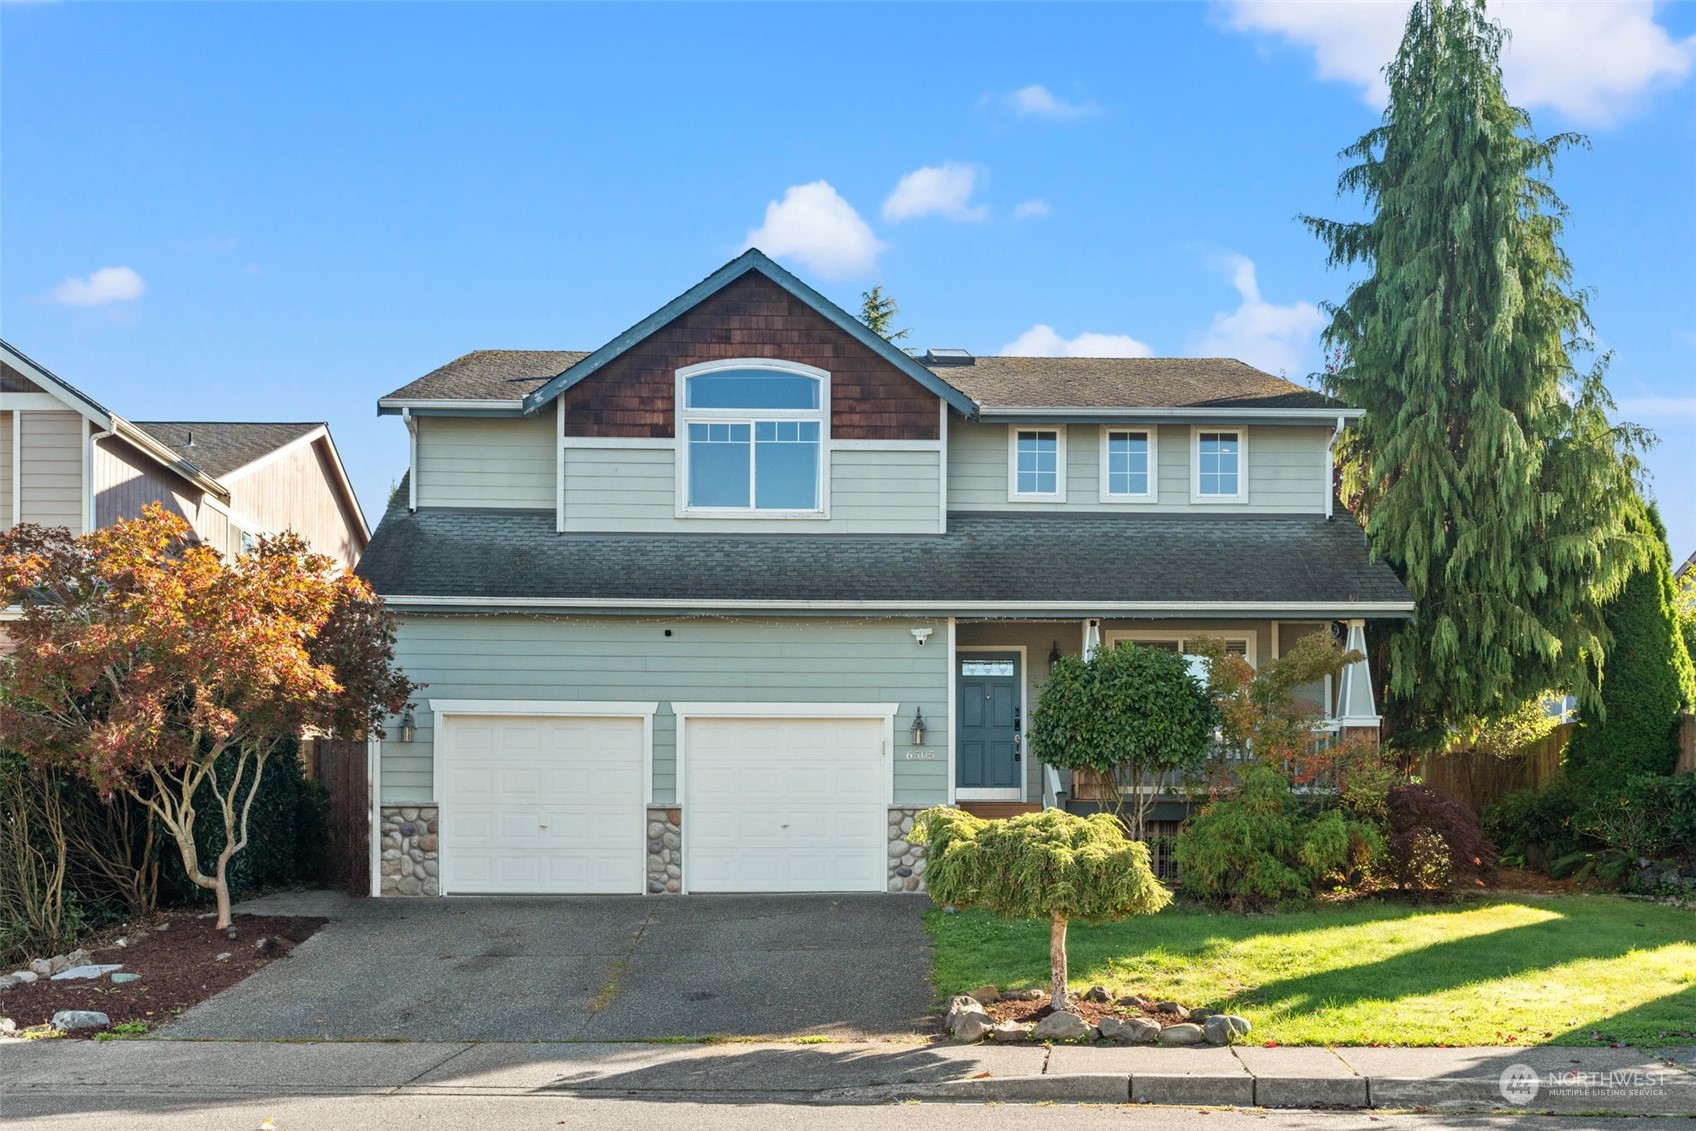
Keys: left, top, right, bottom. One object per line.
{"left": 0, "top": 506, "right": 415, "bottom": 927}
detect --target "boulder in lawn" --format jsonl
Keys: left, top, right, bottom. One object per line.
{"left": 951, "top": 1011, "right": 995, "bottom": 1043}
{"left": 1204, "top": 1014, "right": 1252, "bottom": 1045}
{"left": 1098, "top": 1015, "right": 1161, "bottom": 1045}
{"left": 1031, "top": 1010, "right": 1091, "bottom": 1042}
{"left": 1157, "top": 1022, "right": 1206, "bottom": 1046}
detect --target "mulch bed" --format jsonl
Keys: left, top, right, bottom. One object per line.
{"left": 983, "top": 993, "right": 1191, "bottom": 1028}
{"left": 0, "top": 911, "right": 324, "bottom": 1038}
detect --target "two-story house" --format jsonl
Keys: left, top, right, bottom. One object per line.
{"left": 358, "top": 250, "right": 1411, "bottom": 898}
{"left": 0, "top": 339, "right": 368, "bottom": 569}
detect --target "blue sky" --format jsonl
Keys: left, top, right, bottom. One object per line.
{"left": 4, "top": 2, "right": 1692, "bottom": 554}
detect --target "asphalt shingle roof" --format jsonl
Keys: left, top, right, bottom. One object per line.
{"left": 379, "top": 350, "right": 1339, "bottom": 412}
{"left": 131, "top": 422, "right": 322, "bottom": 479}
{"left": 358, "top": 504, "right": 1409, "bottom": 612}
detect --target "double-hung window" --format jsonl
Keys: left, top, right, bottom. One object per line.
{"left": 1192, "top": 427, "right": 1245, "bottom": 501}
{"left": 1101, "top": 428, "right": 1156, "bottom": 500}
{"left": 678, "top": 361, "right": 827, "bottom": 514}
{"left": 1008, "top": 427, "right": 1066, "bottom": 501}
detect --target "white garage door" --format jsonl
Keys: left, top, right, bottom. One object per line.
{"left": 442, "top": 714, "right": 645, "bottom": 894}
{"left": 685, "top": 716, "right": 886, "bottom": 893}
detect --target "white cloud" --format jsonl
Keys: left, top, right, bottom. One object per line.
{"left": 1013, "top": 199, "right": 1052, "bottom": 220}
{"left": 1221, "top": 1, "right": 1695, "bottom": 125}
{"left": 1001, "top": 324, "right": 1154, "bottom": 358}
{"left": 52, "top": 265, "right": 146, "bottom": 307}
{"left": 1617, "top": 395, "right": 1696, "bottom": 420}
{"left": 1192, "top": 255, "right": 1325, "bottom": 377}
{"left": 743, "top": 182, "right": 885, "bottom": 279}
{"left": 1003, "top": 84, "right": 1098, "bottom": 120}
{"left": 882, "top": 164, "right": 989, "bottom": 223}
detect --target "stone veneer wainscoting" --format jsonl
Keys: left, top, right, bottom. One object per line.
{"left": 380, "top": 805, "right": 439, "bottom": 896}
{"left": 888, "top": 807, "right": 925, "bottom": 892}
{"left": 647, "top": 807, "right": 683, "bottom": 893}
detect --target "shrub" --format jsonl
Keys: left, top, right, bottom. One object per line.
{"left": 1580, "top": 773, "right": 1696, "bottom": 862}
{"left": 1564, "top": 505, "right": 1696, "bottom": 788}
{"left": 1385, "top": 785, "right": 1498, "bottom": 889}
{"left": 1483, "top": 779, "right": 1586, "bottom": 867}
{"left": 1174, "top": 765, "right": 1383, "bottom": 908}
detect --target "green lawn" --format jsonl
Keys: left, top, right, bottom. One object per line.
{"left": 926, "top": 894, "right": 1696, "bottom": 1046}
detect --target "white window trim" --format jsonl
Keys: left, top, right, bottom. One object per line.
{"left": 1103, "top": 629, "right": 1257, "bottom": 669}
{"left": 1098, "top": 426, "right": 1159, "bottom": 503}
{"left": 425, "top": 698, "right": 660, "bottom": 898}
{"left": 1007, "top": 425, "right": 1068, "bottom": 502}
{"left": 674, "top": 359, "right": 832, "bottom": 520}
{"left": 671, "top": 701, "right": 898, "bottom": 894}
{"left": 954, "top": 646, "right": 1028, "bottom": 803}
{"left": 1190, "top": 425, "right": 1248, "bottom": 503}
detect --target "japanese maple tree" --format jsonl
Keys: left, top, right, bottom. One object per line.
{"left": 0, "top": 506, "right": 414, "bottom": 927}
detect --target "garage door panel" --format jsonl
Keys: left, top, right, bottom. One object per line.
{"left": 442, "top": 714, "right": 645, "bottom": 895}
{"left": 686, "top": 716, "right": 885, "bottom": 893}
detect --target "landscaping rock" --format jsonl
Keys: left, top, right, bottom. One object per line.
{"left": 1002, "top": 988, "right": 1044, "bottom": 1001}
{"left": 9, "top": 971, "right": 38, "bottom": 984}
{"left": 1155, "top": 1000, "right": 1189, "bottom": 1019}
{"left": 0, "top": 1017, "right": 15, "bottom": 1033}
{"left": 1116, "top": 994, "right": 1148, "bottom": 1008}
{"left": 967, "top": 985, "right": 1000, "bottom": 1004}
{"left": 28, "top": 959, "right": 53, "bottom": 977}
{"left": 254, "top": 937, "right": 276, "bottom": 954}
{"left": 951, "top": 1012, "right": 995, "bottom": 1043}
{"left": 65, "top": 949, "right": 91, "bottom": 966}
{"left": 1084, "top": 985, "right": 1111, "bottom": 1003}
{"left": 50, "top": 964, "right": 123, "bottom": 981}
{"left": 1157, "top": 1022, "right": 1206, "bottom": 1046}
{"left": 214, "top": 952, "right": 232, "bottom": 962}
{"left": 1097, "top": 1015, "right": 1161, "bottom": 1044}
{"left": 51, "top": 1010, "right": 110, "bottom": 1031}
{"left": 110, "top": 972, "right": 141, "bottom": 985}
{"left": 1188, "top": 1007, "right": 1216, "bottom": 1021}
{"left": 1031, "top": 1010, "right": 1091, "bottom": 1042}
{"left": 48, "top": 955, "right": 70, "bottom": 975}
{"left": 1204, "top": 1014, "right": 1252, "bottom": 1045}
{"left": 990, "top": 1021, "right": 1034, "bottom": 1043}
{"left": 0, "top": 975, "right": 17, "bottom": 991}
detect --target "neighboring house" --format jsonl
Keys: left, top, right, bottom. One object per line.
{"left": 0, "top": 339, "right": 368, "bottom": 569}
{"left": 358, "top": 249, "right": 1412, "bottom": 898}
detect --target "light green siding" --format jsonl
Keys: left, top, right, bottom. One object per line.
{"left": 383, "top": 614, "right": 950, "bottom": 807}
{"left": 19, "top": 410, "right": 85, "bottom": 532}
{"left": 415, "top": 414, "right": 555, "bottom": 509}
{"left": 947, "top": 421, "right": 1328, "bottom": 514}
{"left": 560, "top": 444, "right": 942, "bottom": 534}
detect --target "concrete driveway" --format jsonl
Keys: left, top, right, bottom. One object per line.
{"left": 162, "top": 891, "right": 936, "bottom": 1041}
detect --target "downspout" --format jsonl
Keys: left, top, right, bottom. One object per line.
{"left": 1324, "top": 414, "right": 1345, "bottom": 520}
{"left": 86, "top": 426, "right": 113, "bottom": 533}
{"left": 402, "top": 408, "right": 418, "bottom": 514}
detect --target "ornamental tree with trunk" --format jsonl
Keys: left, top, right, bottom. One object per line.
{"left": 1304, "top": 0, "right": 1648, "bottom": 750}
{"left": 0, "top": 506, "right": 415, "bottom": 928}
{"left": 912, "top": 807, "right": 1170, "bottom": 1010}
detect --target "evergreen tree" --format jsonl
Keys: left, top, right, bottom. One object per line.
{"left": 858, "top": 285, "right": 909, "bottom": 342}
{"left": 1304, "top": 0, "right": 1648, "bottom": 749}
{"left": 1564, "top": 504, "right": 1696, "bottom": 787}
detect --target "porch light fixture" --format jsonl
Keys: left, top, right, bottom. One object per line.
{"left": 1048, "top": 641, "right": 1062, "bottom": 672}
{"left": 399, "top": 707, "right": 416, "bottom": 744}
{"left": 910, "top": 707, "right": 927, "bottom": 747}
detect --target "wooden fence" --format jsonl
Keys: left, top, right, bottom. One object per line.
{"left": 1679, "top": 711, "right": 1696, "bottom": 775}
{"left": 303, "top": 737, "right": 369, "bottom": 897}
{"left": 1417, "top": 722, "right": 1572, "bottom": 817}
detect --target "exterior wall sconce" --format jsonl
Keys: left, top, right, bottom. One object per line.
{"left": 399, "top": 707, "right": 416, "bottom": 743}
{"left": 910, "top": 707, "right": 927, "bottom": 747}
{"left": 1048, "top": 641, "right": 1062, "bottom": 672}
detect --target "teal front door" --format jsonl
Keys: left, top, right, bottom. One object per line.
{"left": 957, "top": 654, "right": 1021, "bottom": 791}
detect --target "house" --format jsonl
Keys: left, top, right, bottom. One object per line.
{"left": 0, "top": 339, "right": 368, "bottom": 569}
{"left": 358, "top": 249, "right": 1412, "bottom": 898}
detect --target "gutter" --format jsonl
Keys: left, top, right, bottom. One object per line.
{"left": 378, "top": 594, "right": 1418, "bottom": 617}
{"left": 976, "top": 406, "right": 1364, "bottom": 424}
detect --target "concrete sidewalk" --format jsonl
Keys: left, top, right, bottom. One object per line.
{"left": 4, "top": 1038, "right": 1694, "bottom": 1114}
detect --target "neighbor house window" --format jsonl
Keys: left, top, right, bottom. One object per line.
{"left": 678, "top": 361, "right": 827, "bottom": 514}
{"left": 1193, "top": 428, "right": 1245, "bottom": 500}
{"left": 1008, "top": 426, "right": 1067, "bottom": 501}
{"left": 1101, "top": 428, "right": 1155, "bottom": 500}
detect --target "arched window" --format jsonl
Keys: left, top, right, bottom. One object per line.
{"left": 677, "top": 361, "right": 827, "bottom": 514}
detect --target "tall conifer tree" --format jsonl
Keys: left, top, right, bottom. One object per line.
{"left": 1305, "top": 0, "right": 1647, "bottom": 748}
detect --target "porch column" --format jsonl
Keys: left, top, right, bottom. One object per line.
{"left": 1333, "top": 618, "right": 1381, "bottom": 744}
{"left": 1082, "top": 618, "right": 1102, "bottom": 660}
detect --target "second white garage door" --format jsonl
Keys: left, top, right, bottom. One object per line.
{"left": 684, "top": 715, "right": 887, "bottom": 893}
{"left": 441, "top": 714, "right": 646, "bottom": 894}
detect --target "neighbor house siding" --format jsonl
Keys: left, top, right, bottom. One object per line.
{"left": 414, "top": 414, "right": 555, "bottom": 509}
{"left": 946, "top": 422, "right": 1329, "bottom": 514}
{"left": 0, "top": 411, "right": 12, "bottom": 528}
{"left": 381, "top": 615, "right": 949, "bottom": 808}
{"left": 19, "top": 411, "right": 86, "bottom": 532}
{"left": 560, "top": 445, "right": 942, "bottom": 534}
{"left": 92, "top": 435, "right": 204, "bottom": 531}
{"left": 227, "top": 437, "right": 365, "bottom": 569}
